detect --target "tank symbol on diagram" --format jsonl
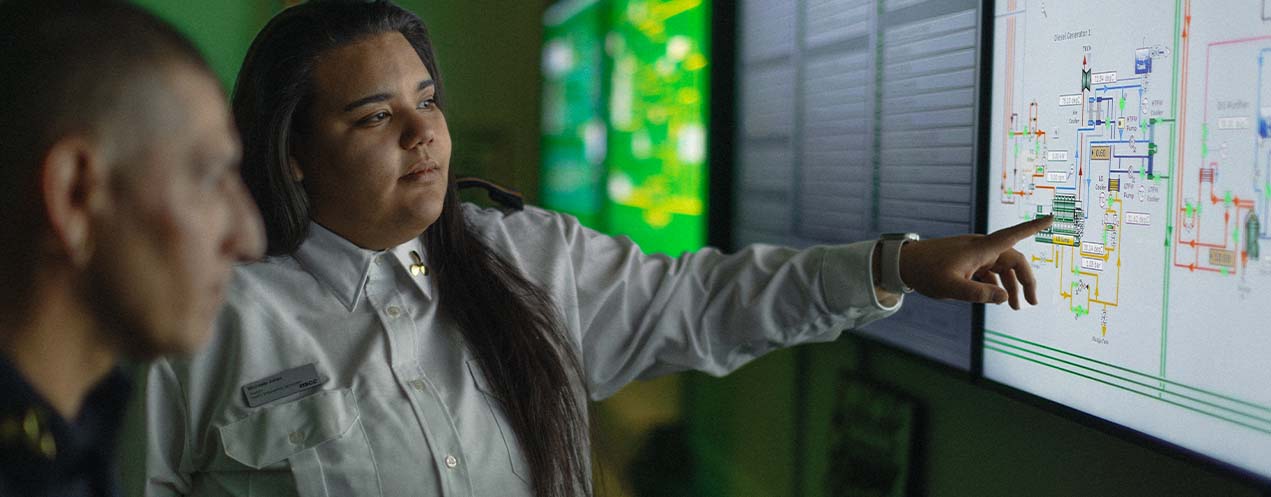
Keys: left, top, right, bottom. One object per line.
{"left": 1249, "top": 213, "right": 1261, "bottom": 260}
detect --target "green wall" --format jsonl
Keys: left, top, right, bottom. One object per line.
{"left": 398, "top": 0, "right": 548, "bottom": 202}
{"left": 131, "top": 0, "right": 272, "bottom": 91}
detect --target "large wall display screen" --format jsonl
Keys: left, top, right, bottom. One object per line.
{"left": 984, "top": 0, "right": 1271, "bottom": 481}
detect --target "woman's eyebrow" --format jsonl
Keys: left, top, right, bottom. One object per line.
{"left": 343, "top": 92, "right": 391, "bottom": 113}
{"left": 342, "top": 79, "right": 436, "bottom": 113}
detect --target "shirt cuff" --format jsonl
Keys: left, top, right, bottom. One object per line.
{"left": 820, "top": 240, "right": 904, "bottom": 313}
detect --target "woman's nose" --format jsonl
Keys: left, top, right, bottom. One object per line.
{"left": 400, "top": 111, "right": 434, "bottom": 150}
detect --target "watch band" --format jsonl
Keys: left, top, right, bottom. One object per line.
{"left": 879, "top": 233, "right": 919, "bottom": 294}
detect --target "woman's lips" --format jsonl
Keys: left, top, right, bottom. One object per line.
{"left": 400, "top": 163, "right": 441, "bottom": 182}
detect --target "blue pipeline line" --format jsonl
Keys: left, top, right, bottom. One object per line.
{"left": 1097, "top": 84, "right": 1143, "bottom": 92}
{"left": 1256, "top": 50, "right": 1271, "bottom": 237}
{"left": 1259, "top": 50, "right": 1268, "bottom": 134}
{"left": 1111, "top": 155, "right": 1149, "bottom": 175}
{"left": 1078, "top": 127, "right": 1096, "bottom": 131}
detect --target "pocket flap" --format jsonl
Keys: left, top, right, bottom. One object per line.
{"left": 218, "top": 389, "right": 359, "bottom": 469}
{"left": 466, "top": 359, "right": 504, "bottom": 401}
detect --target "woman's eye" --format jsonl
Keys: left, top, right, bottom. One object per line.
{"left": 360, "top": 111, "right": 390, "bottom": 125}
{"left": 418, "top": 98, "right": 436, "bottom": 110}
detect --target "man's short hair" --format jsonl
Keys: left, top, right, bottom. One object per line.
{"left": 0, "top": 0, "right": 214, "bottom": 297}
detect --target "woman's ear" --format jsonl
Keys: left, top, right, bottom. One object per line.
{"left": 288, "top": 156, "right": 304, "bottom": 182}
{"left": 40, "top": 137, "right": 106, "bottom": 267}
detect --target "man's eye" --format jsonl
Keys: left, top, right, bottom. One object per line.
{"left": 199, "top": 165, "right": 227, "bottom": 190}
{"left": 418, "top": 98, "right": 436, "bottom": 110}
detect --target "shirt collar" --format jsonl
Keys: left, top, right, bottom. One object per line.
{"left": 293, "top": 222, "right": 431, "bottom": 312}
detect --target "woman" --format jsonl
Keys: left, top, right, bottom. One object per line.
{"left": 139, "top": 2, "right": 1046, "bottom": 497}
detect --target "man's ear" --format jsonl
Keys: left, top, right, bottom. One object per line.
{"left": 41, "top": 137, "right": 107, "bottom": 268}
{"left": 288, "top": 156, "right": 304, "bottom": 182}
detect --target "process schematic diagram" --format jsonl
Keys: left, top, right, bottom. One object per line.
{"left": 984, "top": 0, "right": 1271, "bottom": 476}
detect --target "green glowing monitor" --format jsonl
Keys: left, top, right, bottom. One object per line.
{"left": 603, "top": 0, "right": 709, "bottom": 254}
{"left": 541, "top": 0, "right": 608, "bottom": 228}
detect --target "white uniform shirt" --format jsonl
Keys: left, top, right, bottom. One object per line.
{"left": 138, "top": 204, "right": 901, "bottom": 497}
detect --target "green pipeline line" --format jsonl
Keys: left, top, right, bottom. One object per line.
{"left": 986, "top": 338, "right": 1271, "bottom": 424}
{"left": 985, "top": 330, "right": 1271, "bottom": 413}
{"left": 986, "top": 346, "right": 1271, "bottom": 435}
{"left": 1160, "top": 0, "right": 1184, "bottom": 390}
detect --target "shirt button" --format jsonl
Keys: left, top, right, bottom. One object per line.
{"left": 289, "top": 431, "right": 305, "bottom": 445}
{"left": 386, "top": 306, "right": 401, "bottom": 317}
{"left": 445, "top": 455, "right": 458, "bottom": 468}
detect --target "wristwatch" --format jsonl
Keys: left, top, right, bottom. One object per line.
{"left": 878, "top": 232, "right": 920, "bottom": 294}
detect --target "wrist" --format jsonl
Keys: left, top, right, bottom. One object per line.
{"left": 878, "top": 232, "right": 919, "bottom": 294}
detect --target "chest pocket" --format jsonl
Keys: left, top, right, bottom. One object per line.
{"left": 218, "top": 388, "right": 382, "bottom": 497}
{"left": 466, "top": 359, "right": 531, "bottom": 484}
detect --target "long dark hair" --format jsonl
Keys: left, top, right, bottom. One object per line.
{"left": 232, "top": 2, "right": 590, "bottom": 496}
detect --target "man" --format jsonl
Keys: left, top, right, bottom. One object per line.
{"left": 0, "top": 1, "right": 264, "bottom": 496}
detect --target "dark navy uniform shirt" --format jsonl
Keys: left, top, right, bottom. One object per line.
{"left": 0, "top": 355, "right": 131, "bottom": 497}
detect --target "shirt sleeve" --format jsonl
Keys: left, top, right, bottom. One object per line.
{"left": 138, "top": 359, "right": 193, "bottom": 497}
{"left": 532, "top": 210, "right": 903, "bottom": 400}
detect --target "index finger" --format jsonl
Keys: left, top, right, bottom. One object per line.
{"left": 984, "top": 215, "right": 1053, "bottom": 251}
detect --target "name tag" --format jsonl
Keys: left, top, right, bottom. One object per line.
{"left": 242, "top": 363, "right": 324, "bottom": 408}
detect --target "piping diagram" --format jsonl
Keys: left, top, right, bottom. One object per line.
{"left": 984, "top": 0, "right": 1271, "bottom": 464}
{"left": 992, "top": 0, "right": 1269, "bottom": 339}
